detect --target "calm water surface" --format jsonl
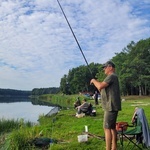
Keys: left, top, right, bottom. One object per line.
{"left": 0, "top": 98, "right": 53, "bottom": 123}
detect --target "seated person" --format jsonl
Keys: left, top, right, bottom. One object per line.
{"left": 74, "top": 97, "right": 81, "bottom": 109}
{"left": 87, "top": 103, "right": 93, "bottom": 115}
{"left": 131, "top": 107, "right": 142, "bottom": 144}
{"left": 131, "top": 107, "right": 138, "bottom": 125}
{"left": 76, "top": 99, "right": 91, "bottom": 114}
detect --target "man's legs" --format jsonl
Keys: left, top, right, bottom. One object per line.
{"left": 104, "top": 128, "right": 112, "bottom": 150}
{"left": 111, "top": 129, "right": 117, "bottom": 150}
{"left": 104, "top": 111, "right": 118, "bottom": 150}
{"left": 95, "top": 98, "right": 98, "bottom": 105}
{"left": 104, "top": 128, "right": 117, "bottom": 150}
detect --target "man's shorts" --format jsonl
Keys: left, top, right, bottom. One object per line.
{"left": 103, "top": 111, "right": 118, "bottom": 129}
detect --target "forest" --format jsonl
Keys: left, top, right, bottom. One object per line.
{"left": 0, "top": 88, "right": 31, "bottom": 97}
{"left": 0, "top": 87, "right": 60, "bottom": 97}
{"left": 31, "top": 87, "right": 60, "bottom": 95}
{"left": 60, "top": 38, "right": 150, "bottom": 96}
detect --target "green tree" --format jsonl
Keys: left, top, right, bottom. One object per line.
{"left": 60, "top": 63, "right": 100, "bottom": 94}
{"left": 59, "top": 38, "right": 150, "bottom": 96}
{"left": 112, "top": 38, "right": 150, "bottom": 96}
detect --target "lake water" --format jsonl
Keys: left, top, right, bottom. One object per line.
{"left": 0, "top": 98, "right": 53, "bottom": 123}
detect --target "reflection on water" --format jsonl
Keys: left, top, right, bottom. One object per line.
{"left": 0, "top": 97, "right": 53, "bottom": 123}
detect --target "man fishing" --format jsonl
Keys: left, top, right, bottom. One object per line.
{"left": 57, "top": 2, "right": 121, "bottom": 149}
{"left": 90, "top": 61, "right": 121, "bottom": 150}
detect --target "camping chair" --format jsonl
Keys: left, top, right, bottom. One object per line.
{"left": 117, "top": 108, "right": 150, "bottom": 150}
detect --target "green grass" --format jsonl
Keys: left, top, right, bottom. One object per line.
{"left": 1, "top": 95, "right": 150, "bottom": 150}
{"left": 37, "top": 95, "right": 150, "bottom": 150}
{"left": 0, "top": 118, "right": 34, "bottom": 149}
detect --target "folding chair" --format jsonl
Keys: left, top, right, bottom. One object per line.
{"left": 117, "top": 108, "right": 150, "bottom": 150}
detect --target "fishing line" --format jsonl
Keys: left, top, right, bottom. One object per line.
{"left": 56, "top": 0, "right": 93, "bottom": 77}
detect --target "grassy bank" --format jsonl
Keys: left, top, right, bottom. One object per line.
{"left": 1, "top": 95, "right": 150, "bottom": 149}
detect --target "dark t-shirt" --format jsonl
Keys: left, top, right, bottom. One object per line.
{"left": 101, "top": 73, "right": 121, "bottom": 111}
{"left": 80, "top": 102, "right": 89, "bottom": 112}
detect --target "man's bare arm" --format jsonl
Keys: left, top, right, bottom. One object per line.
{"left": 90, "top": 79, "right": 108, "bottom": 91}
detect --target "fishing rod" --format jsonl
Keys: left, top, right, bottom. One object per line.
{"left": 56, "top": 0, "right": 93, "bottom": 77}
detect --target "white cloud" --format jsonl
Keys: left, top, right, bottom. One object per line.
{"left": 0, "top": 0, "right": 150, "bottom": 90}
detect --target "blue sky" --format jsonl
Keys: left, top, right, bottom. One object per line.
{"left": 0, "top": 0, "right": 150, "bottom": 90}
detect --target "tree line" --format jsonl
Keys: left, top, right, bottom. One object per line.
{"left": 31, "top": 87, "right": 60, "bottom": 96}
{"left": 0, "top": 88, "right": 31, "bottom": 97}
{"left": 60, "top": 38, "right": 150, "bottom": 96}
{"left": 0, "top": 87, "right": 60, "bottom": 97}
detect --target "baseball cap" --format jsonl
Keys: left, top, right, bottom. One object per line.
{"left": 102, "top": 61, "right": 115, "bottom": 68}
